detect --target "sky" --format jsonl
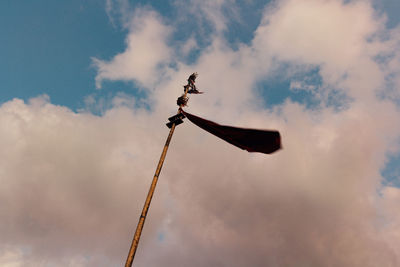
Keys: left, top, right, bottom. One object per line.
{"left": 1, "top": 0, "right": 400, "bottom": 266}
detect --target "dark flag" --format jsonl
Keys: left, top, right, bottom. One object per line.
{"left": 181, "top": 110, "right": 281, "bottom": 154}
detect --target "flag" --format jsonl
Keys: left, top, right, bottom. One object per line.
{"left": 181, "top": 110, "right": 281, "bottom": 154}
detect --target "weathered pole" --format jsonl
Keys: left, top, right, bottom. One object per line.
{"left": 124, "top": 81, "right": 192, "bottom": 267}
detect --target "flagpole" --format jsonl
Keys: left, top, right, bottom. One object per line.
{"left": 124, "top": 84, "right": 191, "bottom": 267}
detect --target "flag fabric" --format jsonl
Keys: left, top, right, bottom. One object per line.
{"left": 181, "top": 110, "right": 281, "bottom": 154}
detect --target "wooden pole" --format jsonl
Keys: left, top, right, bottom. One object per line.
{"left": 124, "top": 123, "right": 176, "bottom": 267}
{"left": 124, "top": 87, "right": 190, "bottom": 267}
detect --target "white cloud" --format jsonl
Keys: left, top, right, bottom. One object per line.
{"left": 93, "top": 1, "right": 400, "bottom": 265}
{"left": 93, "top": 8, "right": 173, "bottom": 89}
{"left": 105, "top": 0, "right": 132, "bottom": 28}
{"left": 253, "top": 0, "right": 389, "bottom": 101}
{"left": 180, "top": 36, "right": 198, "bottom": 57}
{"left": 290, "top": 80, "right": 317, "bottom": 92}
{"left": 0, "top": 96, "right": 173, "bottom": 266}
{"left": 0, "top": 247, "right": 23, "bottom": 267}
{"left": 174, "top": 0, "right": 237, "bottom": 34}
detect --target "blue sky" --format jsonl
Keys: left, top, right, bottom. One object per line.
{"left": 1, "top": 1, "right": 400, "bottom": 266}
{"left": 0, "top": 0, "right": 125, "bottom": 109}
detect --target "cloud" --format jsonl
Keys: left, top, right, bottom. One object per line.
{"left": 152, "top": 100, "right": 400, "bottom": 267}
{"left": 2, "top": 0, "right": 400, "bottom": 266}
{"left": 105, "top": 0, "right": 133, "bottom": 29}
{"left": 92, "top": 8, "right": 173, "bottom": 89}
{"left": 253, "top": 0, "right": 389, "bottom": 101}
{"left": 173, "top": 0, "right": 237, "bottom": 34}
{"left": 0, "top": 96, "right": 174, "bottom": 266}
{"left": 1, "top": 97, "right": 399, "bottom": 266}
{"left": 92, "top": 1, "right": 400, "bottom": 265}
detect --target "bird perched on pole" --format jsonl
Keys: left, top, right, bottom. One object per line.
{"left": 184, "top": 72, "right": 202, "bottom": 94}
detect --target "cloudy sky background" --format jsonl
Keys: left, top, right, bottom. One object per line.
{"left": 1, "top": 0, "right": 400, "bottom": 266}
